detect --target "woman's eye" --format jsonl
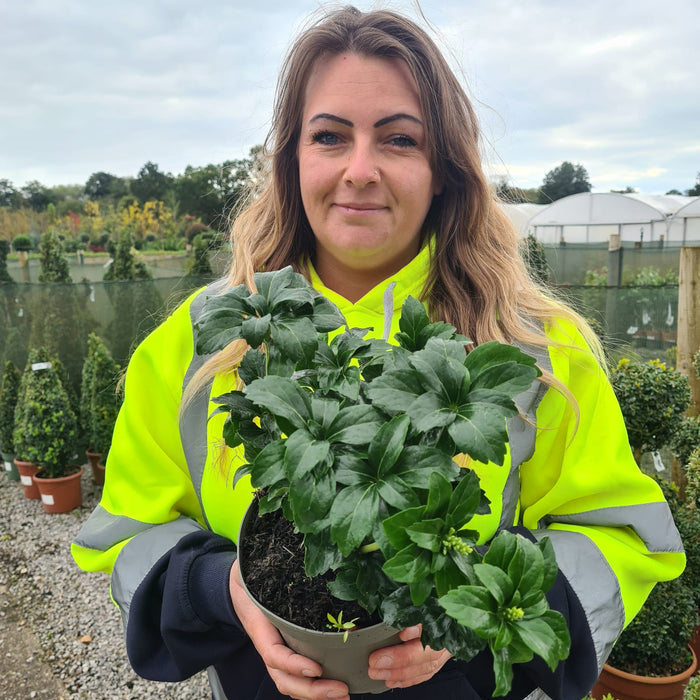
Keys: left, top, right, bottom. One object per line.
{"left": 388, "top": 134, "right": 418, "bottom": 148}
{"left": 311, "top": 130, "right": 341, "bottom": 146}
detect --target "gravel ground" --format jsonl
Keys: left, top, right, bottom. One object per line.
{"left": 0, "top": 466, "right": 212, "bottom": 699}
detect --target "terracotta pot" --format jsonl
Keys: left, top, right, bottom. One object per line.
{"left": 33, "top": 467, "right": 83, "bottom": 514}
{"left": 2, "top": 451, "right": 19, "bottom": 481}
{"left": 691, "top": 621, "right": 700, "bottom": 674}
{"left": 591, "top": 646, "right": 697, "bottom": 700}
{"left": 238, "top": 502, "right": 401, "bottom": 694}
{"left": 14, "top": 459, "right": 40, "bottom": 499}
{"left": 86, "top": 451, "right": 105, "bottom": 485}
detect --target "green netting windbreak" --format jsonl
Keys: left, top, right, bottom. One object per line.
{"left": 550, "top": 284, "right": 679, "bottom": 362}
{"left": 543, "top": 244, "right": 682, "bottom": 285}
{"left": 0, "top": 275, "right": 215, "bottom": 397}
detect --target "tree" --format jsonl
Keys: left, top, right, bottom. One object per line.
{"left": 38, "top": 230, "right": 72, "bottom": 283}
{"left": 21, "top": 180, "right": 54, "bottom": 211}
{"left": 0, "top": 179, "right": 21, "bottom": 208}
{"left": 493, "top": 178, "right": 541, "bottom": 204}
{"left": 687, "top": 173, "right": 700, "bottom": 197}
{"left": 130, "top": 161, "right": 174, "bottom": 204}
{"left": 85, "top": 171, "right": 121, "bottom": 199}
{"left": 538, "top": 161, "right": 591, "bottom": 204}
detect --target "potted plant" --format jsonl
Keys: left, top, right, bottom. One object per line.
{"left": 13, "top": 347, "right": 81, "bottom": 513}
{"left": 590, "top": 569, "right": 698, "bottom": 700}
{"left": 610, "top": 358, "right": 691, "bottom": 466}
{"left": 80, "top": 333, "right": 121, "bottom": 484}
{"left": 195, "top": 267, "right": 571, "bottom": 696}
{"left": 0, "top": 360, "right": 21, "bottom": 481}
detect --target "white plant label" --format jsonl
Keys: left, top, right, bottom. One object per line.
{"left": 31, "top": 362, "right": 52, "bottom": 371}
{"left": 20, "top": 475, "right": 33, "bottom": 486}
{"left": 4, "top": 461, "right": 11, "bottom": 472}
{"left": 41, "top": 493, "right": 55, "bottom": 506}
{"left": 652, "top": 451, "right": 665, "bottom": 473}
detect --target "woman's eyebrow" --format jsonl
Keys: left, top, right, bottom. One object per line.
{"left": 308, "top": 112, "right": 423, "bottom": 128}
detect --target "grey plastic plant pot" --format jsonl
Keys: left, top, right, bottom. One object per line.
{"left": 238, "top": 502, "right": 402, "bottom": 694}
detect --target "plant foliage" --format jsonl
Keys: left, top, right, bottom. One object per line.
{"left": 79, "top": 333, "right": 122, "bottom": 456}
{"left": 606, "top": 577, "right": 698, "bottom": 677}
{"left": 610, "top": 358, "right": 691, "bottom": 459}
{"left": 0, "top": 360, "right": 21, "bottom": 453}
{"left": 195, "top": 267, "right": 571, "bottom": 695}
{"left": 13, "top": 347, "right": 78, "bottom": 477}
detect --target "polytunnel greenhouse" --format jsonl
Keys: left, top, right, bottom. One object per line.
{"left": 527, "top": 192, "right": 699, "bottom": 246}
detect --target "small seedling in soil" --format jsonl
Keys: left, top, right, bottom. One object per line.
{"left": 326, "top": 611, "right": 359, "bottom": 642}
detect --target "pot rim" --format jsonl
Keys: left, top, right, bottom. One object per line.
{"left": 603, "top": 645, "right": 697, "bottom": 684}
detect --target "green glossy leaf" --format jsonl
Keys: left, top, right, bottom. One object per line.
{"left": 269, "top": 316, "right": 319, "bottom": 365}
{"left": 425, "top": 472, "right": 453, "bottom": 517}
{"left": 492, "top": 648, "right": 515, "bottom": 698}
{"left": 393, "top": 447, "right": 460, "bottom": 488}
{"left": 368, "top": 414, "right": 410, "bottom": 475}
{"left": 327, "top": 405, "right": 381, "bottom": 445}
{"left": 304, "top": 529, "right": 343, "bottom": 577}
{"left": 238, "top": 348, "right": 267, "bottom": 384}
{"left": 405, "top": 519, "right": 445, "bottom": 552}
{"left": 376, "top": 475, "right": 419, "bottom": 510}
{"left": 538, "top": 536, "right": 560, "bottom": 592}
{"left": 310, "top": 295, "right": 346, "bottom": 332}
{"left": 289, "top": 470, "right": 335, "bottom": 533}
{"left": 447, "top": 469, "right": 484, "bottom": 528}
{"left": 493, "top": 620, "right": 513, "bottom": 651}
{"left": 365, "top": 369, "right": 424, "bottom": 412}
{"left": 447, "top": 402, "right": 512, "bottom": 465}
{"left": 382, "top": 545, "right": 432, "bottom": 583}
{"left": 483, "top": 530, "right": 519, "bottom": 571}
{"left": 511, "top": 611, "right": 570, "bottom": 670}
{"left": 408, "top": 575, "right": 434, "bottom": 606}
{"left": 329, "top": 484, "right": 379, "bottom": 555}
{"left": 439, "top": 586, "right": 500, "bottom": 638}
{"left": 473, "top": 563, "right": 514, "bottom": 607}
{"left": 382, "top": 506, "right": 426, "bottom": 550}
{"left": 310, "top": 397, "right": 339, "bottom": 430}
{"left": 406, "top": 392, "right": 456, "bottom": 432}
{"left": 396, "top": 296, "right": 430, "bottom": 347}
{"left": 245, "top": 376, "right": 311, "bottom": 431}
{"left": 249, "top": 439, "right": 287, "bottom": 489}
{"left": 464, "top": 341, "right": 539, "bottom": 392}
{"left": 194, "top": 283, "right": 252, "bottom": 352}
{"left": 409, "top": 342, "right": 468, "bottom": 399}
{"left": 283, "top": 430, "right": 330, "bottom": 480}
{"left": 509, "top": 537, "right": 543, "bottom": 598}
{"left": 239, "top": 314, "right": 271, "bottom": 349}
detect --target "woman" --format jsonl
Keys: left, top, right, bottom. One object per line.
{"left": 72, "top": 7, "right": 684, "bottom": 700}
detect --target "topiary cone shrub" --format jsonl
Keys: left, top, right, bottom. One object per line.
{"left": 13, "top": 348, "right": 79, "bottom": 479}
{"left": 79, "top": 333, "right": 121, "bottom": 459}
{"left": 0, "top": 360, "right": 21, "bottom": 455}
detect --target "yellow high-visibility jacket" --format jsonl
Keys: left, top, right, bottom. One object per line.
{"left": 72, "top": 244, "right": 685, "bottom": 700}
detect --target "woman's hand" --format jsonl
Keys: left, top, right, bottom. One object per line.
{"left": 368, "top": 625, "right": 452, "bottom": 689}
{"left": 229, "top": 559, "right": 351, "bottom": 700}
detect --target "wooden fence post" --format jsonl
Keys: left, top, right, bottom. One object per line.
{"left": 677, "top": 247, "right": 700, "bottom": 416}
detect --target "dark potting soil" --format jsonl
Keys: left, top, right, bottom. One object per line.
{"left": 239, "top": 506, "right": 379, "bottom": 632}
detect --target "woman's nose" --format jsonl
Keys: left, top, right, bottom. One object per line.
{"left": 343, "top": 144, "right": 379, "bottom": 188}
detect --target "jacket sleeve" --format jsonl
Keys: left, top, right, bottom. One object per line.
{"left": 516, "top": 320, "right": 685, "bottom": 695}
{"left": 71, "top": 289, "right": 248, "bottom": 679}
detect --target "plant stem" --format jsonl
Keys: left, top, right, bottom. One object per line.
{"left": 360, "top": 542, "right": 380, "bottom": 554}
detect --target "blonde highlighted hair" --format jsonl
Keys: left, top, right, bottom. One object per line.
{"left": 187, "top": 5, "right": 603, "bottom": 402}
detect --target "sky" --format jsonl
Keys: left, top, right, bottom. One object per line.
{"left": 1, "top": 0, "right": 698, "bottom": 195}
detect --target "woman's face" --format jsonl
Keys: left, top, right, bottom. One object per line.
{"left": 298, "top": 52, "right": 439, "bottom": 299}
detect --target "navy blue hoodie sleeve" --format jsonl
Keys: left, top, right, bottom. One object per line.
{"left": 125, "top": 529, "right": 254, "bottom": 681}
